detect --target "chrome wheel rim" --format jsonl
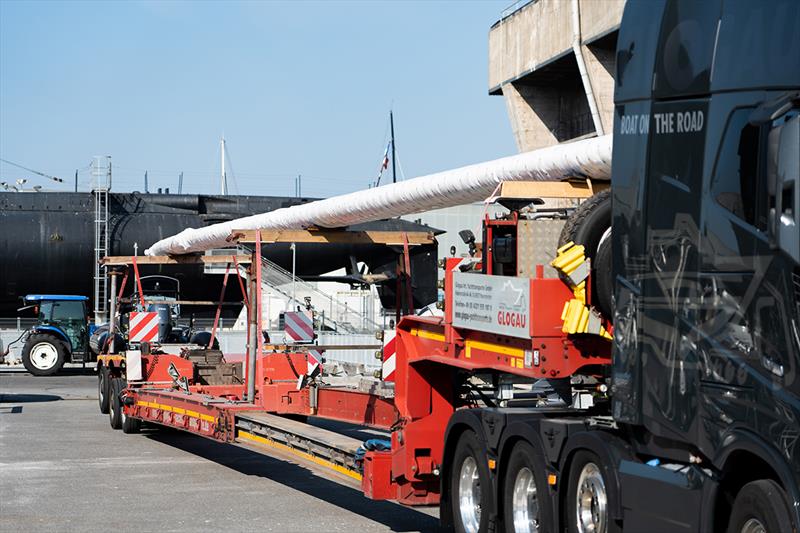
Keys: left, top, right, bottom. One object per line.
{"left": 512, "top": 467, "right": 540, "bottom": 533}
{"left": 30, "top": 342, "right": 58, "bottom": 370}
{"left": 458, "top": 455, "right": 481, "bottom": 533}
{"left": 576, "top": 462, "right": 607, "bottom": 533}
{"left": 98, "top": 375, "right": 105, "bottom": 403}
{"left": 741, "top": 518, "right": 766, "bottom": 533}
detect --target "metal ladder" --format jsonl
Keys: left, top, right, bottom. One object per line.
{"left": 92, "top": 157, "right": 111, "bottom": 325}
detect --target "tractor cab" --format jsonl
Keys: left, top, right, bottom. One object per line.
{"left": 19, "top": 294, "right": 90, "bottom": 375}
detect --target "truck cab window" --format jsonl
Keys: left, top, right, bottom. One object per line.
{"left": 711, "top": 109, "right": 769, "bottom": 231}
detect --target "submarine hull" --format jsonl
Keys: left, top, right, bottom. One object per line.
{"left": 0, "top": 192, "right": 438, "bottom": 318}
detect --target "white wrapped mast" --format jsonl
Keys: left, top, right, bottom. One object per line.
{"left": 145, "top": 135, "right": 612, "bottom": 256}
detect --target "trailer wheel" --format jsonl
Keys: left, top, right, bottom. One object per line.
{"left": 21, "top": 334, "right": 66, "bottom": 376}
{"left": 121, "top": 405, "right": 141, "bottom": 434}
{"left": 726, "top": 480, "right": 793, "bottom": 533}
{"left": 566, "top": 450, "right": 620, "bottom": 533}
{"left": 451, "top": 431, "right": 496, "bottom": 533}
{"left": 558, "top": 189, "right": 612, "bottom": 318}
{"left": 503, "top": 441, "right": 553, "bottom": 533}
{"left": 109, "top": 377, "right": 123, "bottom": 430}
{"left": 98, "top": 366, "right": 110, "bottom": 414}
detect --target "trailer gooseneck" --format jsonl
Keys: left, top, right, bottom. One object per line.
{"left": 98, "top": 1, "right": 800, "bottom": 531}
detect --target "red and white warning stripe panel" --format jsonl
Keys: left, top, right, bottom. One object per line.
{"left": 307, "top": 348, "right": 324, "bottom": 374}
{"left": 381, "top": 330, "right": 397, "bottom": 382}
{"left": 284, "top": 311, "right": 314, "bottom": 344}
{"left": 129, "top": 312, "right": 160, "bottom": 343}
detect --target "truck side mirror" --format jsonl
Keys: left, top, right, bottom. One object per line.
{"left": 775, "top": 114, "right": 799, "bottom": 263}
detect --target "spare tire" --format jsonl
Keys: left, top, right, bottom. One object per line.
{"left": 558, "top": 189, "right": 612, "bottom": 318}
{"left": 593, "top": 231, "right": 614, "bottom": 318}
{"left": 190, "top": 331, "right": 220, "bottom": 350}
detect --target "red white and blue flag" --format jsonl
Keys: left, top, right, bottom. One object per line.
{"left": 375, "top": 141, "right": 391, "bottom": 185}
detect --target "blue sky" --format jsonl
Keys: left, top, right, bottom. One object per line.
{"left": 0, "top": 0, "right": 515, "bottom": 198}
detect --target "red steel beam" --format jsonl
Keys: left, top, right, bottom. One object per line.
{"left": 315, "top": 388, "right": 398, "bottom": 430}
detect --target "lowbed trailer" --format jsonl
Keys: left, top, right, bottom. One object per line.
{"left": 99, "top": 2, "right": 800, "bottom": 532}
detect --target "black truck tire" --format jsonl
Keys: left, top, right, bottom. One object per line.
{"left": 503, "top": 441, "right": 553, "bottom": 533}
{"left": 121, "top": 404, "right": 141, "bottom": 434}
{"left": 21, "top": 333, "right": 67, "bottom": 376}
{"left": 727, "top": 480, "right": 794, "bottom": 533}
{"left": 593, "top": 233, "right": 614, "bottom": 319}
{"left": 558, "top": 189, "right": 613, "bottom": 318}
{"left": 450, "top": 431, "right": 497, "bottom": 533}
{"left": 190, "top": 331, "right": 219, "bottom": 350}
{"left": 566, "top": 450, "right": 621, "bottom": 533}
{"left": 98, "top": 366, "right": 110, "bottom": 414}
{"left": 109, "top": 377, "right": 124, "bottom": 430}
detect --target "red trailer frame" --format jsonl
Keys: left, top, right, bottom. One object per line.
{"left": 105, "top": 199, "right": 611, "bottom": 507}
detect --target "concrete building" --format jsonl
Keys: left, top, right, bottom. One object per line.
{"left": 489, "top": 0, "right": 625, "bottom": 151}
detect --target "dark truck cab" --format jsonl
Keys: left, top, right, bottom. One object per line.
{"left": 611, "top": 0, "right": 800, "bottom": 529}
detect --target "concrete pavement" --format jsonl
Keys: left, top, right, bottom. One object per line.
{"left": 0, "top": 370, "right": 440, "bottom": 532}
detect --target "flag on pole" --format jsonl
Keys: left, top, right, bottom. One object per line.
{"left": 375, "top": 141, "right": 391, "bottom": 186}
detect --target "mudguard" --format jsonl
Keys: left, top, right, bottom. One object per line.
{"left": 30, "top": 326, "right": 71, "bottom": 351}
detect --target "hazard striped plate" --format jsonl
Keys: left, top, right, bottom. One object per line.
{"left": 129, "top": 312, "right": 160, "bottom": 343}
{"left": 284, "top": 311, "right": 314, "bottom": 344}
{"left": 381, "top": 330, "right": 396, "bottom": 381}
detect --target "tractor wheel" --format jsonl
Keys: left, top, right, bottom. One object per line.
{"left": 98, "top": 366, "right": 110, "bottom": 414}
{"left": 21, "top": 334, "right": 67, "bottom": 376}
{"left": 558, "top": 189, "right": 613, "bottom": 319}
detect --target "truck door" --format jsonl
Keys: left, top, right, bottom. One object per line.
{"left": 51, "top": 300, "right": 87, "bottom": 357}
{"left": 699, "top": 97, "right": 800, "bottom": 455}
{"left": 638, "top": 0, "right": 720, "bottom": 442}
{"left": 640, "top": 98, "right": 707, "bottom": 441}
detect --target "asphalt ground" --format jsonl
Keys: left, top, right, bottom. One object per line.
{"left": 0, "top": 367, "right": 441, "bottom": 532}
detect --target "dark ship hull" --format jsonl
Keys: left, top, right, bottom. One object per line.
{"left": 0, "top": 192, "right": 438, "bottom": 318}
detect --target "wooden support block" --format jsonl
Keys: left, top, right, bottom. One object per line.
{"left": 496, "top": 180, "right": 608, "bottom": 200}
{"left": 101, "top": 254, "right": 252, "bottom": 266}
{"left": 228, "top": 229, "right": 435, "bottom": 246}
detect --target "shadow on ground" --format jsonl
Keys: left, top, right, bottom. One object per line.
{"left": 146, "top": 429, "right": 445, "bottom": 533}
{"left": 0, "top": 393, "right": 62, "bottom": 403}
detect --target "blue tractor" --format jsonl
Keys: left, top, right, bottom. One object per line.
{"left": 19, "top": 295, "right": 91, "bottom": 376}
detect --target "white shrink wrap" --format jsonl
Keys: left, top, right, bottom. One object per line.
{"left": 145, "top": 135, "right": 612, "bottom": 255}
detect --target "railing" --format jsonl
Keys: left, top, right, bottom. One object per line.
{"left": 0, "top": 319, "right": 37, "bottom": 331}
{"left": 500, "top": 0, "right": 536, "bottom": 20}
{"left": 260, "top": 257, "right": 380, "bottom": 334}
